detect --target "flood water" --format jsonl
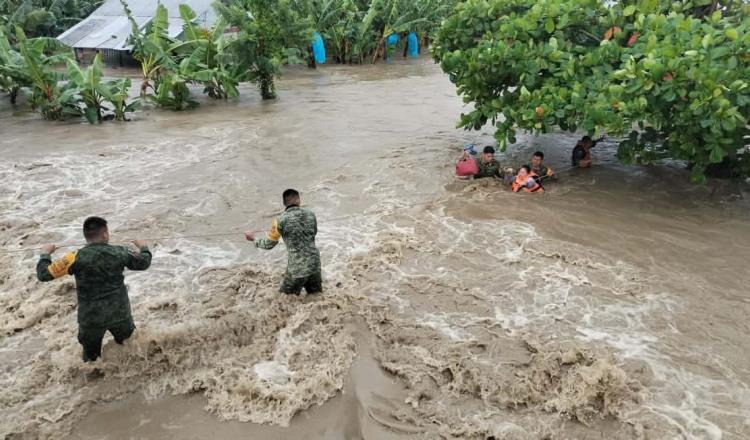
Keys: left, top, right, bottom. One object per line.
{"left": 1, "top": 59, "right": 749, "bottom": 439}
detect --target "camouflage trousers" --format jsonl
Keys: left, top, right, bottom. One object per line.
{"left": 78, "top": 317, "right": 135, "bottom": 362}
{"left": 280, "top": 271, "right": 323, "bottom": 295}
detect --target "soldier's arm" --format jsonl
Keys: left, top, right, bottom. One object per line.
{"left": 255, "top": 218, "right": 281, "bottom": 250}
{"left": 37, "top": 251, "right": 77, "bottom": 282}
{"left": 125, "top": 246, "right": 152, "bottom": 271}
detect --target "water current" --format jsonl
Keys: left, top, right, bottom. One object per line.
{"left": 1, "top": 59, "right": 749, "bottom": 439}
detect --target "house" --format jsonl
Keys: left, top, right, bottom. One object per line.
{"left": 57, "top": 0, "right": 217, "bottom": 65}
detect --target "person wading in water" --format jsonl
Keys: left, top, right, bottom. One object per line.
{"left": 571, "top": 135, "right": 605, "bottom": 168}
{"left": 245, "top": 189, "right": 322, "bottom": 295}
{"left": 36, "top": 216, "right": 152, "bottom": 362}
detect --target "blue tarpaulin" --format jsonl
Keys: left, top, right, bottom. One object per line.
{"left": 312, "top": 32, "right": 326, "bottom": 64}
{"left": 386, "top": 33, "right": 399, "bottom": 46}
{"left": 407, "top": 32, "right": 418, "bottom": 57}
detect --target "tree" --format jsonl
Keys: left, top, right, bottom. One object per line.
{"left": 217, "top": 0, "right": 311, "bottom": 99}
{"left": 433, "top": 0, "right": 750, "bottom": 180}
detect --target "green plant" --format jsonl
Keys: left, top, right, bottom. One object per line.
{"left": 171, "top": 4, "right": 245, "bottom": 99}
{"left": 0, "top": 27, "right": 28, "bottom": 103}
{"left": 101, "top": 77, "right": 140, "bottom": 121}
{"left": 1, "top": 0, "right": 103, "bottom": 38}
{"left": 14, "top": 26, "right": 78, "bottom": 119}
{"left": 64, "top": 52, "right": 107, "bottom": 123}
{"left": 152, "top": 67, "right": 198, "bottom": 110}
{"left": 433, "top": 0, "right": 750, "bottom": 180}
{"left": 217, "top": 0, "right": 312, "bottom": 99}
{"left": 121, "top": 0, "right": 175, "bottom": 98}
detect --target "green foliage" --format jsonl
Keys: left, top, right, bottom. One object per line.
{"left": 100, "top": 77, "right": 140, "bottom": 121}
{"left": 171, "top": 4, "right": 244, "bottom": 99}
{"left": 433, "top": 0, "right": 750, "bottom": 180}
{"left": 217, "top": 0, "right": 311, "bottom": 99}
{"left": 152, "top": 67, "right": 198, "bottom": 110}
{"left": 121, "top": 0, "right": 176, "bottom": 99}
{"left": 65, "top": 53, "right": 140, "bottom": 122}
{"left": 0, "top": 27, "right": 28, "bottom": 103}
{"left": 14, "top": 26, "right": 79, "bottom": 119}
{"left": 1, "top": 28, "right": 138, "bottom": 122}
{"left": 65, "top": 52, "right": 107, "bottom": 122}
{"left": 0, "top": 0, "right": 102, "bottom": 37}
{"left": 289, "top": 0, "right": 455, "bottom": 63}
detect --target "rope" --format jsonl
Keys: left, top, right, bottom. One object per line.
{"left": 0, "top": 199, "right": 443, "bottom": 255}
{"left": 0, "top": 165, "right": 583, "bottom": 255}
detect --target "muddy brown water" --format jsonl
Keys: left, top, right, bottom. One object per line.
{"left": 1, "top": 59, "right": 749, "bottom": 439}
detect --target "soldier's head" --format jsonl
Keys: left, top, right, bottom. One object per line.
{"left": 83, "top": 216, "right": 109, "bottom": 243}
{"left": 531, "top": 151, "right": 544, "bottom": 168}
{"left": 482, "top": 146, "right": 495, "bottom": 163}
{"left": 282, "top": 189, "right": 300, "bottom": 208}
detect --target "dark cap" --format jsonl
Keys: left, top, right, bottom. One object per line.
{"left": 483, "top": 146, "right": 495, "bottom": 154}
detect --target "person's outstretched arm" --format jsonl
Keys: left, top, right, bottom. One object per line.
{"left": 125, "top": 240, "right": 152, "bottom": 271}
{"left": 37, "top": 244, "right": 76, "bottom": 282}
{"left": 246, "top": 219, "right": 281, "bottom": 250}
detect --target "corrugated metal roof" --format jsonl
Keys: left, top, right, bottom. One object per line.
{"left": 57, "top": 0, "right": 217, "bottom": 50}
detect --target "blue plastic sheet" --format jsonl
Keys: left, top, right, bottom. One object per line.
{"left": 312, "top": 32, "right": 326, "bottom": 64}
{"left": 407, "top": 32, "right": 418, "bottom": 57}
{"left": 386, "top": 33, "right": 399, "bottom": 46}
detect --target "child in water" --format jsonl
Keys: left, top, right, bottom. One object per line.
{"left": 511, "top": 165, "right": 544, "bottom": 193}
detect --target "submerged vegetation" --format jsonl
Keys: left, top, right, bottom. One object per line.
{"left": 1, "top": 0, "right": 749, "bottom": 179}
{"left": 1, "top": 0, "right": 455, "bottom": 117}
{"left": 0, "top": 0, "right": 102, "bottom": 38}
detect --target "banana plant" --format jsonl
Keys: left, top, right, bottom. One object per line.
{"left": 151, "top": 64, "right": 198, "bottom": 110}
{"left": 0, "top": 28, "right": 28, "bottom": 104}
{"left": 101, "top": 77, "right": 140, "bottom": 121}
{"left": 65, "top": 52, "right": 106, "bottom": 123}
{"left": 170, "top": 4, "right": 245, "bottom": 99}
{"left": 121, "top": 0, "right": 175, "bottom": 98}
{"left": 14, "top": 26, "right": 78, "bottom": 120}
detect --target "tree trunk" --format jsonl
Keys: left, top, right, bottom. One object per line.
{"left": 258, "top": 70, "right": 276, "bottom": 100}
{"left": 307, "top": 46, "right": 317, "bottom": 69}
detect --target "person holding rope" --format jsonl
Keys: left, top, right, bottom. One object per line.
{"left": 458, "top": 145, "right": 514, "bottom": 185}
{"left": 530, "top": 151, "right": 556, "bottom": 182}
{"left": 245, "top": 189, "right": 322, "bottom": 295}
{"left": 571, "top": 135, "right": 605, "bottom": 168}
{"left": 36, "top": 216, "right": 152, "bottom": 362}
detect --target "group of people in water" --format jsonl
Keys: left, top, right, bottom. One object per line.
{"left": 457, "top": 135, "right": 605, "bottom": 192}
{"left": 34, "top": 136, "right": 607, "bottom": 363}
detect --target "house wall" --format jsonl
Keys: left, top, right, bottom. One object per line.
{"left": 74, "top": 48, "right": 139, "bottom": 67}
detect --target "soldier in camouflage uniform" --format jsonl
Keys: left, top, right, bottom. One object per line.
{"left": 36, "top": 216, "right": 152, "bottom": 362}
{"left": 469, "top": 146, "right": 514, "bottom": 185}
{"left": 245, "top": 189, "right": 322, "bottom": 295}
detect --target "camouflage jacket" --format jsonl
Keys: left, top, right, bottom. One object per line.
{"left": 37, "top": 242, "right": 152, "bottom": 327}
{"left": 256, "top": 206, "right": 321, "bottom": 278}
{"left": 474, "top": 158, "right": 505, "bottom": 179}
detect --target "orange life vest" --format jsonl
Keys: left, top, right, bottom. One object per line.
{"left": 512, "top": 172, "right": 544, "bottom": 193}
